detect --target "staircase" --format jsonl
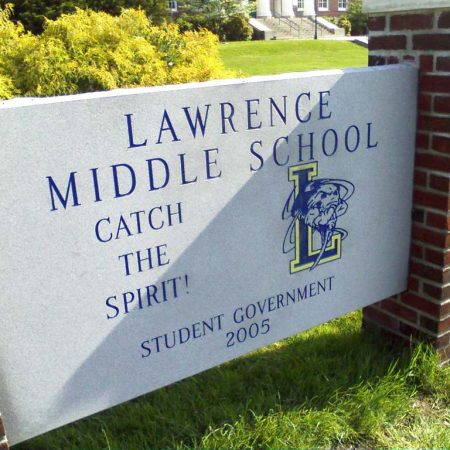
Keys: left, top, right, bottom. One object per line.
{"left": 251, "top": 16, "right": 345, "bottom": 40}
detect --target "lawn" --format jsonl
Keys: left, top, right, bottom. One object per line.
{"left": 219, "top": 40, "right": 368, "bottom": 76}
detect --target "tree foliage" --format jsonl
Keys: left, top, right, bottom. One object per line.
{"left": 0, "top": 3, "right": 24, "bottom": 97}
{"left": 0, "top": 6, "right": 234, "bottom": 99}
{"left": 0, "top": 0, "right": 169, "bottom": 33}
{"left": 345, "top": 0, "right": 367, "bottom": 36}
{"left": 176, "top": 0, "right": 253, "bottom": 41}
{"left": 337, "top": 16, "right": 351, "bottom": 36}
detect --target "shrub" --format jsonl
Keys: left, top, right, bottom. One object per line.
{"left": 326, "top": 16, "right": 338, "bottom": 25}
{"left": 0, "top": 7, "right": 234, "bottom": 98}
{"left": 170, "top": 29, "right": 234, "bottom": 82}
{"left": 0, "top": 3, "right": 23, "bottom": 48}
{"left": 338, "top": 16, "right": 351, "bottom": 36}
{"left": 174, "top": 14, "right": 194, "bottom": 33}
{"left": 177, "top": 0, "right": 252, "bottom": 41}
{"left": 8, "top": 9, "right": 167, "bottom": 95}
{"left": 346, "top": 0, "right": 367, "bottom": 36}
{"left": 0, "top": 72, "right": 13, "bottom": 98}
{"left": 0, "top": 0, "right": 169, "bottom": 33}
{"left": 222, "top": 15, "right": 253, "bottom": 41}
{"left": 0, "top": 3, "right": 28, "bottom": 99}
{"left": 0, "top": 0, "right": 76, "bottom": 34}
{"left": 148, "top": 24, "right": 234, "bottom": 83}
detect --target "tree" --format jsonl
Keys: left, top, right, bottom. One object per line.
{"left": 0, "top": 0, "right": 77, "bottom": 33}
{"left": 84, "top": 0, "right": 168, "bottom": 24}
{"left": 177, "top": 0, "right": 252, "bottom": 41}
{"left": 0, "top": 0, "right": 169, "bottom": 33}
{"left": 345, "top": 0, "right": 367, "bottom": 36}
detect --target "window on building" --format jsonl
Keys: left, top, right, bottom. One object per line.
{"left": 338, "top": 0, "right": 347, "bottom": 10}
{"left": 298, "top": 0, "right": 304, "bottom": 10}
{"left": 318, "top": 0, "right": 329, "bottom": 10}
{"left": 167, "top": 0, "right": 177, "bottom": 11}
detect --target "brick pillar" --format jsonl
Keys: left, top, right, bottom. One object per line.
{"left": 362, "top": 2, "right": 450, "bottom": 363}
{"left": 0, "top": 415, "right": 9, "bottom": 449}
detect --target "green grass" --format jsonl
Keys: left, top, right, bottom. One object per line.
{"left": 15, "top": 312, "right": 450, "bottom": 450}
{"left": 219, "top": 40, "right": 368, "bottom": 76}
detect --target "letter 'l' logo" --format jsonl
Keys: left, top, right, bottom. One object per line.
{"left": 282, "top": 162, "right": 355, "bottom": 273}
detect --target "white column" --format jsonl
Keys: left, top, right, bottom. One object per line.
{"left": 303, "top": 0, "right": 316, "bottom": 16}
{"left": 257, "top": 0, "right": 272, "bottom": 17}
{"left": 281, "top": 0, "right": 295, "bottom": 16}
{"left": 273, "top": 0, "right": 281, "bottom": 16}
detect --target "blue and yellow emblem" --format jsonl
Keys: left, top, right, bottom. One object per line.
{"left": 282, "top": 162, "right": 355, "bottom": 272}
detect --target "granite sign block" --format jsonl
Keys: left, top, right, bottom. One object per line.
{"left": 0, "top": 65, "right": 417, "bottom": 445}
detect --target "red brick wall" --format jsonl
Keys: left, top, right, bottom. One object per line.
{"left": 295, "top": 0, "right": 346, "bottom": 17}
{"left": 317, "top": 0, "right": 346, "bottom": 17}
{"left": 0, "top": 415, "right": 9, "bottom": 450}
{"left": 363, "top": 8, "right": 450, "bottom": 363}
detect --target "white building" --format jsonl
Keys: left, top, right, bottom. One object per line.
{"left": 168, "top": 0, "right": 348, "bottom": 20}
{"left": 257, "top": 0, "right": 314, "bottom": 17}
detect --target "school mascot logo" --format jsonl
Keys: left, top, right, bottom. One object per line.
{"left": 282, "top": 162, "right": 355, "bottom": 272}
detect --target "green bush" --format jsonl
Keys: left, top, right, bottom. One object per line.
{"left": 0, "top": 0, "right": 76, "bottom": 34}
{"left": 326, "top": 16, "right": 338, "bottom": 25}
{"left": 338, "top": 16, "right": 351, "bottom": 36}
{"left": 174, "top": 14, "right": 194, "bottom": 33}
{"left": 0, "top": 72, "right": 13, "bottom": 98}
{"left": 148, "top": 23, "right": 234, "bottom": 83}
{"left": 0, "top": 7, "right": 234, "bottom": 98}
{"left": 222, "top": 15, "right": 253, "bottom": 41}
{"left": 0, "top": 3, "right": 23, "bottom": 47}
{"left": 0, "top": 3, "right": 27, "bottom": 99}
{"left": 346, "top": 0, "right": 367, "bottom": 35}
{"left": 0, "top": 0, "right": 169, "bottom": 34}
{"left": 177, "top": 0, "right": 252, "bottom": 41}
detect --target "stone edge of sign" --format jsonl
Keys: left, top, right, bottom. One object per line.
{"left": 363, "top": 0, "right": 450, "bottom": 14}
{"left": 0, "top": 64, "right": 416, "bottom": 110}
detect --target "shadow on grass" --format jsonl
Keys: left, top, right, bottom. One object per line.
{"left": 16, "top": 312, "right": 414, "bottom": 450}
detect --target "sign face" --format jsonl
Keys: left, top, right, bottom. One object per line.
{"left": 0, "top": 65, "right": 417, "bottom": 445}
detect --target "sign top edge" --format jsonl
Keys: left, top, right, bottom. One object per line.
{"left": 0, "top": 64, "right": 416, "bottom": 110}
